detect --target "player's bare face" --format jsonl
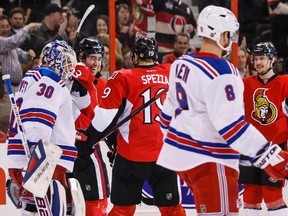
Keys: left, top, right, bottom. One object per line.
{"left": 253, "top": 55, "right": 270, "bottom": 75}
{"left": 86, "top": 54, "right": 102, "bottom": 76}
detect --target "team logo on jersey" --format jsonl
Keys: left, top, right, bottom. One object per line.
{"left": 251, "top": 88, "right": 277, "bottom": 125}
{"left": 85, "top": 184, "right": 91, "bottom": 191}
{"left": 200, "top": 204, "right": 207, "bottom": 213}
{"left": 166, "top": 193, "right": 172, "bottom": 200}
{"left": 170, "top": 16, "right": 187, "bottom": 33}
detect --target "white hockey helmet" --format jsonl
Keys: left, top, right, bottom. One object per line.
{"left": 197, "top": 5, "right": 239, "bottom": 50}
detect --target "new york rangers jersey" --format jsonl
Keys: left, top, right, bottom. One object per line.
{"left": 91, "top": 64, "right": 170, "bottom": 162}
{"left": 243, "top": 74, "right": 288, "bottom": 144}
{"left": 7, "top": 67, "right": 77, "bottom": 172}
{"left": 157, "top": 52, "right": 268, "bottom": 172}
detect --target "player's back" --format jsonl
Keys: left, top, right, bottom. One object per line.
{"left": 158, "top": 52, "right": 244, "bottom": 171}
{"left": 100, "top": 63, "right": 170, "bottom": 162}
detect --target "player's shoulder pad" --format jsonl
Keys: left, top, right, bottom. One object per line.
{"left": 26, "top": 67, "right": 62, "bottom": 84}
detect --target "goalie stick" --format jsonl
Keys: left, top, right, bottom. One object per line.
{"left": 72, "top": 4, "right": 95, "bottom": 49}
{"left": 93, "top": 88, "right": 168, "bottom": 150}
{"left": 2, "top": 74, "right": 61, "bottom": 215}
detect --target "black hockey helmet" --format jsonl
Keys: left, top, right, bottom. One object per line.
{"left": 252, "top": 42, "right": 277, "bottom": 59}
{"left": 131, "top": 37, "right": 158, "bottom": 61}
{"left": 77, "top": 38, "right": 104, "bottom": 59}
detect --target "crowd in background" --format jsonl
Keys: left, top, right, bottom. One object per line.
{"left": 1, "top": 0, "right": 288, "bottom": 135}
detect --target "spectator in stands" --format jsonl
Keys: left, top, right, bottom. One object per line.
{"left": 162, "top": 33, "right": 192, "bottom": 64}
{"left": 30, "top": 3, "right": 68, "bottom": 58}
{"left": 9, "top": 7, "right": 25, "bottom": 34}
{"left": 102, "top": 43, "right": 110, "bottom": 80}
{"left": 238, "top": 0, "right": 269, "bottom": 51}
{"left": 122, "top": 51, "right": 134, "bottom": 69}
{"left": 267, "top": 0, "right": 288, "bottom": 58}
{"left": 137, "top": 0, "right": 196, "bottom": 62}
{"left": 9, "top": 7, "right": 34, "bottom": 54}
{"left": 68, "top": 0, "right": 108, "bottom": 37}
{"left": 116, "top": 3, "right": 135, "bottom": 56}
{"left": 96, "top": 14, "right": 109, "bottom": 35}
{"left": 0, "top": 15, "right": 40, "bottom": 133}
{"left": 94, "top": 33, "right": 124, "bottom": 72}
{"left": 129, "top": 0, "right": 155, "bottom": 39}
{"left": 238, "top": 47, "right": 250, "bottom": 78}
{"left": 62, "top": 10, "right": 78, "bottom": 46}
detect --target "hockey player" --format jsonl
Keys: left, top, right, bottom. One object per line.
{"left": 71, "top": 38, "right": 110, "bottom": 216}
{"left": 6, "top": 40, "right": 78, "bottom": 214}
{"left": 239, "top": 42, "right": 288, "bottom": 215}
{"left": 156, "top": 5, "right": 288, "bottom": 215}
{"left": 85, "top": 36, "right": 186, "bottom": 216}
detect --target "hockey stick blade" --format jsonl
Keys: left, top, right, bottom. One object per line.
{"left": 93, "top": 88, "right": 168, "bottom": 149}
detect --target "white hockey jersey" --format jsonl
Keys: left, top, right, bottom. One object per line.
{"left": 157, "top": 52, "right": 268, "bottom": 172}
{"left": 7, "top": 67, "right": 77, "bottom": 172}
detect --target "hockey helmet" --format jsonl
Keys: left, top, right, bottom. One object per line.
{"left": 77, "top": 38, "right": 104, "bottom": 58}
{"left": 252, "top": 42, "right": 277, "bottom": 59}
{"left": 40, "top": 40, "right": 76, "bottom": 80}
{"left": 131, "top": 37, "right": 158, "bottom": 61}
{"left": 197, "top": 5, "right": 239, "bottom": 50}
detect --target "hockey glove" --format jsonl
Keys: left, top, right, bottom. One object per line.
{"left": 75, "top": 129, "right": 94, "bottom": 158}
{"left": 253, "top": 142, "right": 288, "bottom": 180}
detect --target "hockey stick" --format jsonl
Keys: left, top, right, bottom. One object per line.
{"left": 72, "top": 4, "right": 95, "bottom": 49}
{"left": 93, "top": 88, "right": 168, "bottom": 150}
{"left": 2, "top": 74, "right": 61, "bottom": 215}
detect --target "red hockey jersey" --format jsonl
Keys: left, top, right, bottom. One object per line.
{"left": 91, "top": 63, "right": 170, "bottom": 162}
{"left": 243, "top": 75, "right": 288, "bottom": 144}
{"left": 72, "top": 63, "right": 98, "bottom": 129}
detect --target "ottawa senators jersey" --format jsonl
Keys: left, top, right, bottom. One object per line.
{"left": 72, "top": 63, "right": 98, "bottom": 128}
{"left": 91, "top": 63, "right": 170, "bottom": 162}
{"left": 243, "top": 74, "right": 288, "bottom": 144}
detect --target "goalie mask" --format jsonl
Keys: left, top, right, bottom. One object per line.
{"left": 40, "top": 40, "right": 77, "bottom": 81}
{"left": 197, "top": 5, "right": 239, "bottom": 51}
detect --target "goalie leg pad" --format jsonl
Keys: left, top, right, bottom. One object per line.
{"left": 50, "top": 179, "right": 67, "bottom": 216}
{"left": 6, "top": 178, "right": 20, "bottom": 208}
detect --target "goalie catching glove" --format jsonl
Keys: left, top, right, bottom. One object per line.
{"left": 253, "top": 142, "right": 288, "bottom": 180}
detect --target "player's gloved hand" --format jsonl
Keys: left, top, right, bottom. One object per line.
{"left": 75, "top": 129, "right": 94, "bottom": 158}
{"left": 85, "top": 124, "right": 104, "bottom": 149}
{"left": 253, "top": 142, "right": 288, "bottom": 180}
